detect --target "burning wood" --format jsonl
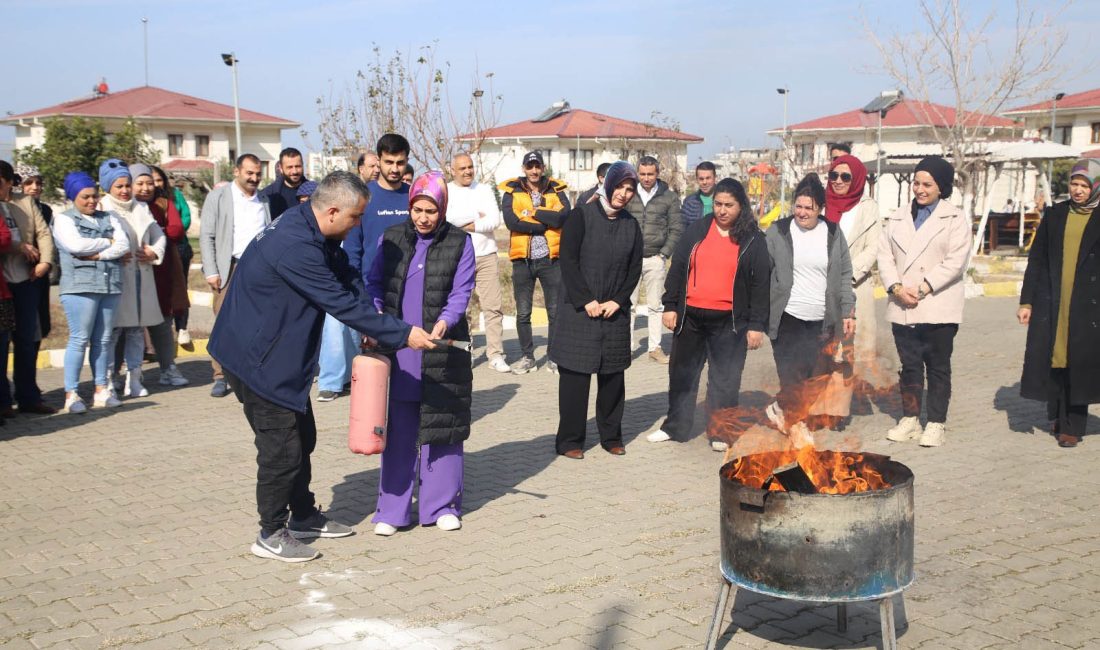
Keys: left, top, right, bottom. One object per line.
{"left": 725, "top": 447, "right": 890, "bottom": 494}
{"left": 769, "top": 461, "right": 818, "bottom": 494}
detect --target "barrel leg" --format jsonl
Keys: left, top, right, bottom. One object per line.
{"left": 836, "top": 603, "right": 848, "bottom": 633}
{"left": 705, "top": 578, "right": 733, "bottom": 650}
{"left": 879, "top": 597, "right": 897, "bottom": 650}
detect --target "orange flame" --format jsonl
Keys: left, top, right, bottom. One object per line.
{"left": 725, "top": 447, "right": 890, "bottom": 494}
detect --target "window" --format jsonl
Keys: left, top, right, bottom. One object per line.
{"left": 1092, "top": 122, "right": 1100, "bottom": 144}
{"left": 195, "top": 135, "right": 210, "bottom": 157}
{"left": 797, "top": 143, "right": 814, "bottom": 165}
{"left": 569, "top": 149, "right": 594, "bottom": 171}
{"left": 168, "top": 133, "right": 184, "bottom": 157}
{"left": 1040, "top": 125, "right": 1072, "bottom": 145}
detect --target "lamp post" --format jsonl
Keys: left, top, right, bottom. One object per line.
{"left": 142, "top": 17, "right": 149, "bottom": 86}
{"left": 221, "top": 52, "right": 242, "bottom": 160}
{"left": 777, "top": 87, "right": 789, "bottom": 210}
{"left": 860, "top": 90, "right": 904, "bottom": 198}
{"left": 1048, "top": 92, "right": 1065, "bottom": 186}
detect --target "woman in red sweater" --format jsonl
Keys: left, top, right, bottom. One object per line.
{"left": 647, "top": 178, "right": 771, "bottom": 451}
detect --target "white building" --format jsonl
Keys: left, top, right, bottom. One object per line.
{"left": 4, "top": 84, "right": 299, "bottom": 181}
{"left": 457, "top": 101, "right": 703, "bottom": 200}
{"left": 1002, "top": 87, "right": 1100, "bottom": 157}
{"left": 767, "top": 98, "right": 1024, "bottom": 215}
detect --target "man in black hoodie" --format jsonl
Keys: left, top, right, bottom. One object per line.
{"left": 260, "top": 147, "right": 309, "bottom": 219}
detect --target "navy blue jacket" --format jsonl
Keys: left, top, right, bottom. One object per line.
{"left": 208, "top": 202, "right": 412, "bottom": 412}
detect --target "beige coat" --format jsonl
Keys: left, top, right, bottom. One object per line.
{"left": 877, "top": 200, "right": 971, "bottom": 325}
{"left": 2, "top": 195, "right": 55, "bottom": 279}
{"left": 98, "top": 196, "right": 166, "bottom": 328}
{"left": 845, "top": 197, "right": 882, "bottom": 366}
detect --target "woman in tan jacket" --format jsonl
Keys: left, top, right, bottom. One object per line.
{"left": 809, "top": 155, "right": 882, "bottom": 425}
{"left": 877, "top": 156, "right": 972, "bottom": 447}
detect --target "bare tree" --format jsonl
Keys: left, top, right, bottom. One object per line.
{"left": 309, "top": 43, "right": 502, "bottom": 180}
{"left": 867, "top": 0, "right": 1066, "bottom": 216}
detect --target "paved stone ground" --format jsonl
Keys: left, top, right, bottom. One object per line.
{"left": 1, "top": 296, "right": 1097, "bottom": 649}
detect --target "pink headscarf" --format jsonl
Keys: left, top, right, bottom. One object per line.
{"left": 408, "top": 170, "right": 448, "bottom": 219}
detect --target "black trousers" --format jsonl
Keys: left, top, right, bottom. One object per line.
{"left": 512, "top": 258, "right": 560, "bottom": 359}
{"left": 174, "top": 239, "right": 193, "bottom": 330}
{"left": 772, "top": 312, "right": 833, "bottom": 425}
{"left": 662, "top": 307, "right": 748, "bottom": 441}
{"left": 226, "top": 371, "right": 318, "bottom": 534}
{"left": 556, "top": 367, "right": 625, "bottom": 453}
{"left": 1048, "top": 368, "right": 1088, "bottom": 436}
{"left": 891, "top": 323, "right": 958, "bottom": 423}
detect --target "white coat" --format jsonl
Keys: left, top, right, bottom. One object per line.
{"left": 99, "top": 196, "right": 166, "bottom": 327}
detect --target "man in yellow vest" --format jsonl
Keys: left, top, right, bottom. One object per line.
{"left": 499, "top": 151, "right": 570, "bottom": 374}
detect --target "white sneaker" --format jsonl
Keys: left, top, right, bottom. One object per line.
{"left": 710, "top": 440, "right": 729, "bottom": 452}
{"left": 177, "top": 329, "right": 192, "bottom": 345}
{"left": 124, "top": 370, "right": 148, "bottom": 397}
{"left": 919, "top": 422, "right": 946, "bottom": 447}
{"left": 886, "top": 416, "right": 922, "bottom": 442}
{"left": 646, "top": 429, "right": 672, "bottom": 443}
{"left": 545, "top": 360, "right": 558, "bottom": 374}
{"left": 436, "top": 514, "right": 461, "bottom": 531}
{"left": 93, "top": 389, "right": 122, "bottom": 408}
{"left": 64, "top": 393, "right": 87, "bottom": 414}
{"left": 159, "top": 365, "right": 189, "bottom": 386}
{"left": 373, "top": 523, "right": 397, "bottom": 537}
{"left": 488, "top": 356, "right": 510, "bottom": 373}
{"left": 787, "top": 421, "right": 814, "bottom": 449}
{"left": 765, "top": 402, "right": 787, "bottom": 433}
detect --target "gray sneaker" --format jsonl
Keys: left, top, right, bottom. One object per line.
{"left": 545, "top": 360, "right": 558, "bottom": 374}
{"left": 510, "top": 356, "right": 537, "bottom": 375}
{"left": 250, "top": 528, "right": 319, "bottom": 563}
{"left": 288, "top": 509, "right": 354, "bottom": 539}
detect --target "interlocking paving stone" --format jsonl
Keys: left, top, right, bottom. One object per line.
{"left": 1, "top": 297, "right": 1098, "bottom": 648}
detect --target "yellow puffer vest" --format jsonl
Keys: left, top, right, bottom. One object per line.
{"left": 499, "top": 177, "right": 569, "bottom": 260}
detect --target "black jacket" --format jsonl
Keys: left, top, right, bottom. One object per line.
{"left": 662, "top": 216, "right": 770, "bottom": 335}
{"left": 379, "top": 221, "right": 473, "bottom": 445}
{"left": 549, "top": 201, "right": 643, "bottom": 374}
{"left": 625, "top": 180, "right": 683, "bottom": 258}
{"left": 1019, "top": 201, "right": 1100, "bottom": 405}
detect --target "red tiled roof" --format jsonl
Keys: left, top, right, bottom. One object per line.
{"left": 162, "top": 159, "right": 215, "bottom": 172}
{"left": 777, "top": 99, "right": 1016, "bottom": 133}
{"left": 459, "top": 108, "right": 702, "bottom": 142}
{"left": 1084, "top": 148, "right": 1100, "bottom": 159}
{"left": 1005, "top": 88, "right": 1100, "bottom": 114}
{"left": 5, "top": 85, "right": 298, "bottom": 126}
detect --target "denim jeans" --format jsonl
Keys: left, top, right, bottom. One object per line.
{"left": 60, "top": 292, "right": 120, "bottom": 392}
{"left": 0, "top": 279, "right": 46, "bottom": 408}
{"left": 110, "top": 327, "right": 146, "bottom": 377}
{"left": 317, "top": 313, "right": 357, "bottom": 392}
{"left": 511, "top": 257, "right": 560, "bottom": 359}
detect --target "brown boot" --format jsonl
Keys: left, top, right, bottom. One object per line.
{"left": 1057, "top": 433, "right": 1082, "bottom": 448}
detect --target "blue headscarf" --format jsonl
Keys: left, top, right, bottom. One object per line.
{"left": 98, "top": 158, "right": 131, "bottom": 192}
{"left": 64, "top": 171, "right": 97, "bottom": 201}
{"left": 597, "top": 161, "right": 639, "bottom": 199}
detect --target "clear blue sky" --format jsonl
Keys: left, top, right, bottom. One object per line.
{"left": 6, "top": 0, "right": 1099, "bottom": 165}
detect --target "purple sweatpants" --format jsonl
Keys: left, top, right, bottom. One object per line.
{"left": 372, "top": 399, "right": 463, "bottom": 527}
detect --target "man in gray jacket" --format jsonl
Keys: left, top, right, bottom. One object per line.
{"left": 625, "top": 156, "right": 682, "bottom": 363}
{"left": 200, "top": 154, "right": 271, "bottom": 397}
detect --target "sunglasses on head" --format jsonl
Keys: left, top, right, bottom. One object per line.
{"left": 828, "top": 171, "right": 853, "bottom": 182}
{"left": 106, "top": 161, "right": 128, "bottom": 169}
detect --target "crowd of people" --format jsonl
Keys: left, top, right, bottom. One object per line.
{"left": 6, "top": 133, "right": 1096, "bottom": 561}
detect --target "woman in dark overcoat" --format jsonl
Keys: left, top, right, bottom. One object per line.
{"left": 1018, "top": 158, "right": 1100, "bottom": 448}
{"left": 550, "top": 161, "right": 643, "bottom": 459}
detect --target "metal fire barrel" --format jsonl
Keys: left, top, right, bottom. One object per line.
{"left": 718, "top": 452, "right": 914, "bottom": 602}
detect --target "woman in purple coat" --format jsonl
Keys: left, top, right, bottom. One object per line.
{"left": 367, "top": 171, "right": 476, "bottom": 535}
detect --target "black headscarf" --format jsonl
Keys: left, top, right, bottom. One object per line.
{"left": 914, "top": 156, "right": 954, "bottom": 199}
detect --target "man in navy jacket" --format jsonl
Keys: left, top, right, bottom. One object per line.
{"left": 209, "top": 171, "right": 435, "bottom": 562}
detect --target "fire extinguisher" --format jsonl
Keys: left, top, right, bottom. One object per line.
{"left": 347, "top": 352, "right": 390, "bottom": 455}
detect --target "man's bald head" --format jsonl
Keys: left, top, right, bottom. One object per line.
{"left": 452, "top": 153, "right": 476, "bottom": 187}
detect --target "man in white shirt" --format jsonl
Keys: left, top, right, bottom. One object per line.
{"left": 446, "top": 153, "right": 508, "bottom": 372}
{"left": 200, "top": 154, "right": 271, "bottom": 397}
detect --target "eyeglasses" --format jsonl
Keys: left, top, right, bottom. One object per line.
{"left": 828, "top": 171, "right": 853, "bottom": 182}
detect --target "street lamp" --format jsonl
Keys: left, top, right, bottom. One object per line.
{"left": 222, "top": 52, "right": 242, "bottom": 161}
{"left": 1048, "top": 92, "right": 1066, "bottom": 185}
{"left": 861, "top": 90, "right": 904, "bottom": 196}
{"left": 777, "top": 88, "right": 789, "bottom": 210}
